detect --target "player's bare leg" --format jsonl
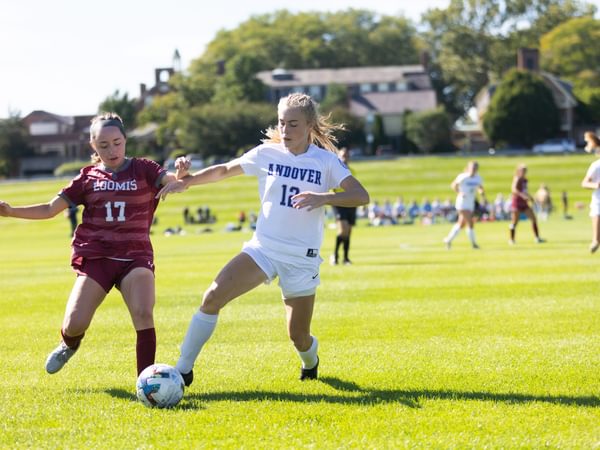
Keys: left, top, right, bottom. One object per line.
{"left": 591, "top": 216, "right": 600, "bottom": 253}
{"left": 176, "top": 253, "right": 267, "bottom": 385}
{"left": 524, "top": 208, "right": 544, "bottom": 243}
{"left": 285, "top": 295, "right": 318, "bottom": 380}
{"left": 46, "top": 276, "right": 106, "bottom": 374}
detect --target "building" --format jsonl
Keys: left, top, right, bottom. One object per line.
{"left": 19, "top": 111, "right": 94, "bottom": 176}
{"left": 467, "top": 48, "right": 579, "bottom": 150}
{"left": 16, "top": 51, "right": 182, "bottom": 177}
{"left": 137, "top": 49, "right": 181, "bottom": 110}
{"left": 255, "top": 64, "right": 437, "bottom": 140}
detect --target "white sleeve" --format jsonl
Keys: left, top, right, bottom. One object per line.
{"left": 328, "top": 156, "right": 352, "bottom": 189}
{"left": 237, "top": 146, "right": 261, "bottom": 176}
{"left": 585, "top": 163, "right": 599, "bottom": 182}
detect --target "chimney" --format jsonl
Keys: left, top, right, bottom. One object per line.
{"left": 216, "top": 60, "right": 226, "bottom": 76}
{"left": 517, "top": 48, "right": 539, "bottom": 72}
{"left": 419, "top": 51, "right": 430, "bottom": 70}
{"left": 140, "top": 83, "right": 147, "bottom": 97}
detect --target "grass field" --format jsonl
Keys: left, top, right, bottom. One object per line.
{"left": 0, "top": 153, "right": 599, "bottom": 448}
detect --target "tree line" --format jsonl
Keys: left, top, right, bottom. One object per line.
{"left": 1, "top": 0, "right": 599, "bottom": 176}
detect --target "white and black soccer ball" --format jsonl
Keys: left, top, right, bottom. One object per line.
{"left": 136, "top": 363, "right": 184, "bottom": 408}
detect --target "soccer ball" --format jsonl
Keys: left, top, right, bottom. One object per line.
{"left": 136, "top": 363, "right": 184, "bottom": 408}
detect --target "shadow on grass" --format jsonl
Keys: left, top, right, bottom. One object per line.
{"left": 104, "top": 388, "right": 137, "bottom": 402}
{"left": 181, "top": 376, "right": 600, "bottom": 410}
{"left": 99, "top": 378, "right": 600, "bottom": 411}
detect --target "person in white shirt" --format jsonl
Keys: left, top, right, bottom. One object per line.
{"left": 443, "top": 161, "right": 486, "bottom": 249}
{"left": 156, "top": 93, "right": 369, "bottom": 385}
{"left": 581, "top": 131, "right": 600, "bottom": 253}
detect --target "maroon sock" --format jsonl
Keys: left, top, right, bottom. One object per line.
{"left": 61, "top": 329, "right": 84, "bottom": 350}
{"left": 136, "top": 328, "right": 156, "bottom": 375}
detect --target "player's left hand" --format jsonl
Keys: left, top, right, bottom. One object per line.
{"left": 291, "top": 192, "right": 326, "bottom": 211}
{"left": 0, "top": 200, "right": 12, "bottom": 217}
{"left": 156, "top": 179, "right": 188, "bottom": 201}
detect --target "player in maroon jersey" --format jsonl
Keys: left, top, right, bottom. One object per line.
{"left": 509, "top": 164, "right": 544, "bottom": 245}
{"left": 0, "top": 113, "right": 185, "bottom": 376}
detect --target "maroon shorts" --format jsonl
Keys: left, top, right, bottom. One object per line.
{"left": 71, "top": 256, "right": 155, "bottom": 293}
{"left": 511, "top": 202, "right": 529, "bottom": 213}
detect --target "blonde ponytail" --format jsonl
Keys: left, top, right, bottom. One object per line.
{"left": 262, "top": 93, "right": 345, "bottom": 153}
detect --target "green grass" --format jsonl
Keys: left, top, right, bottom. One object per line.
{"left": 0, "top": 153, "right": 599, "bottom": 448}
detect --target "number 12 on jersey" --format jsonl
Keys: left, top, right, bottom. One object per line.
{"left": 280, "top": 184, "right": 300, "bottom": 208}
{"left": 104, "top": 201, "right": 126, "bottom": 222}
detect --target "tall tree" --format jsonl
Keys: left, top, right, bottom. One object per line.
{"left": 98, "top": 90, "right": 138, "bottom": 128}
{"left": 177, "top": 102, "right": 276, "bottom": 159}
{"left": 482, "top": 69, "right": 560, "bottom": 147}
{"left": 200, "top": 9, "right": 419, "bottom": 77}
{"left": 421, "top": 0, "right": 596, "bottom": 116}
{"left": 540, "top": 16, "right": 600, "bottom": 89}
{"left": 0, "top": 115, "right": 33, "bottom": 177}
{"left": 405, "top": 107, "right": 453, "bottom": 154}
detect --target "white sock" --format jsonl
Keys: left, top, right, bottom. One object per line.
{"left": 176, "top": 310, "right": 218, "bottom": 374}
{"left": 466, "top": 227, "right": 476, "bottom": 245}
{"left": 446, "top": 223, "right": 461, "bottom": 242}
{"left": 297, "top": 336, "right": 318, "bottom": 369}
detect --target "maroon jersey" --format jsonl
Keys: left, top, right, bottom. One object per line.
{"left": 59, "top": 158, "right": 165, "bottom": 260}
{"left": 512, "top": 177, "right": 529, "bottom": 210}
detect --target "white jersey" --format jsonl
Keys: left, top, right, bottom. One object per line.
{"left": 585, "top": 159, "right": 600, "bottom": 215}
{"left": 453, "top": 172, "right": 483, "bottom": 211}
{"left": 238, "top": 143, "right": 351, "bottom": 258}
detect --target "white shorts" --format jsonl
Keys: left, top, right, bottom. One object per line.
{"left": 590, "top": 201, "right": 600, "bottom": 217}
{"left": 242, "top": 240, "right": 322, "bottom": 299}
{"left": 455, "top": 196, "right": 475, "bottom": 212}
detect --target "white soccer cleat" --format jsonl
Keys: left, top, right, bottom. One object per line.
{"left": 443, "top": 238, "right": 451, "bottom": 250}
{"left": 45, "top": 341, "right": 78, "bottom": 374}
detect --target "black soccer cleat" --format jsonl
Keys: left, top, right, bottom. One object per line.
{"left": 180, "top": 369, "right": 194, "bottom": 387}
{"left": 300, "top": 357, "right": 319, "bottom": 381}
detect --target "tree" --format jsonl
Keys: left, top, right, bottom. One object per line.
{"left": 540, "top": 16, "right": 600, "bottom": 87}
{"left": 198, "top": 9, "right": 419, "bottom": 91}
{"left": 320, "top": 83, "right": 348, "bottom": 112}
{"left": 326, "top": 106, "right": 365, "bottom": 150}
{"left": 0, "top": 115, "right": 33, "bottom": 177}
{"left": 212, "top": 53, "right": 268, "bottom": 105}
{"left": 177, "top": 102, "right": 276, "bottom": 159}
{"left": 482, "top": 69, "right": 560, "bottom": 147}
{"left": 98, "top": 90, "right": 138, "bottom": 128}
{"left": 405, "top": 107, "right": 453, "bottom": 154}
{"left": 421, "top": 0, "right": 596, "bottom": 116}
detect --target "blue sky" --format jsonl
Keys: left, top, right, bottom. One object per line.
{"left": 0, "top": 0, "right": 596, "bottom": 119}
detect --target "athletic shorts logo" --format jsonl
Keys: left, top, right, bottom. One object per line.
{"left": 306, "top": 248, "right": 318, "bottom": 257}
{"left": 311, "top": 273, "right": 319, "bottom": 279}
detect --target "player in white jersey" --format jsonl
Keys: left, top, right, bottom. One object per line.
{"left": 157, "top": 93, "right": 369, "bottom": 385}
{"left": 581, "top": 131, "right": 600, "bottom": 253}
{"left": 443, "top": 161, "right": 486, "bottom": 249}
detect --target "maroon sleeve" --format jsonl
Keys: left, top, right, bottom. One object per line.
{"left": 138, "top": 158, "right": 166, "bottom": 190}
{"left": 59, "top": 168, "right": 89, "bottom": 206}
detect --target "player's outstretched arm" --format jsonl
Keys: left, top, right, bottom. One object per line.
{"left": 581, "top": 174, "right": 600, "bottom": 190}
{"left": 0, "top": 195, "right": 69, "bottom": 219}
{"left": 156, "top": 160, "right": 244, "bottom": 201}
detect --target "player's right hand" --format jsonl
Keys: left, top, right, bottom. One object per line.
{"left": 174, "top": 157, "right": 191, "bottom": 179}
